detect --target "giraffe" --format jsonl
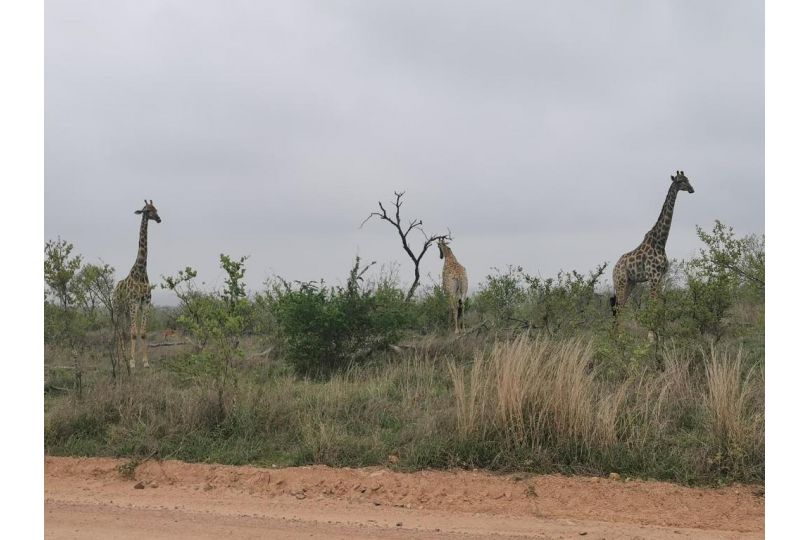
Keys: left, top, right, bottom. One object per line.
{"left": 611, "top": 171, "right": 695, "bottom": 322}
{"left": 114, "top": 200, "right": 161, "bottom": 369}
{"left": 437, "top": 237, "right": 468, "bottom": 334}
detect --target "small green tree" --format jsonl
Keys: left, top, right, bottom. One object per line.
{"left": 73, "top": 262, "right": 116, "bottom": 325}
{"left": 44, "top": 238, "right": 113, "bottom": 391}
{"left": 44, "top": 238, "right": 83, "bottom": 312}
{"left": 74, "top": 261, "right": 119, "bottom": 377}
{"left": 693, "top": 221, "right": 764, "bottom": 295}
{"left": 44, "top": 238, "right": 87, "bottom": 347}
{"left": 685, "top": 221, "right": 765, "bottom": 340}
{"left": 162, "top": 255, "right": 250, "bottom": 421}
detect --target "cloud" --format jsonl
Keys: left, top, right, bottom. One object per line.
{"left": 45, "top": 1, "right": 763, "bottom": 304}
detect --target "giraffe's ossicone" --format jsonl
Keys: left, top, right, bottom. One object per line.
{"left": 114, "top": 200, "right": 161, "bottom": 369}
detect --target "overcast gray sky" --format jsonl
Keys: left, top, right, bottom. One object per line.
{"left": 45, "top": 0, "right": 763, "bottom": 304}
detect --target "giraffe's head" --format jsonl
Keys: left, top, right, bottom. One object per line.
{"left": 437, "top": 235, "right": 453, "bottom": 260}
{"left": 670, "top": 171, "right": 694, "bottom": 194}
{"left": 135, "top": 199, "right": 162, "bottom": 223}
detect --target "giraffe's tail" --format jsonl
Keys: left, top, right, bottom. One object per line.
{"left": 609, "top": 295, "right": 618, "bottom": 317}
{"left": 457, "top": 298, "right": 464, "bottom": 322}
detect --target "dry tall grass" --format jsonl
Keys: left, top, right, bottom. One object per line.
{"left": 450, "top": 337, "right": 610, "bottom": 450}
{"left": 703, "top": 345, "right": 764, "bottom": 471}
{"left": 448, "top": 335, "right": 763, "bottom": 481}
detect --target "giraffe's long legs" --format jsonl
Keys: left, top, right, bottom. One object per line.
{"left": 128, "top": 303, "right": 140, "bottom": 369}
{"left": 612, "top": 277, "right": 626, "bottom": 316}
{"left": 621, "top": 281, "right": 635, "bottom": 311}
{"left": 647, "top": 277, "right": 663, "bottom": 342}
{"left": 139, "top": 302, "right": 151, "bottom": 367}
{"left": 448, "top": 297, "right": 459, "bottom": 335}
{"left": 648, "top": 277, "right": 663, "bottom": 302}
{"left": 613, "top": 277, "right": 634, "bottom": 328}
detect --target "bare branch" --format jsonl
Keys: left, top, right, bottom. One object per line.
{"left": 586, "top": 262, "right": 609, "bottom": 289}
{"left": 414, "top": 233, "right": 443, "bottom": 264}
{"left": 362, "top": 191, "right": 440, "bottom": 300}
{"left": 359, "top": 213, "right": 378, "bottom": 228}
{"left": 404, "top": 218, "right": 422, "bottom": 236}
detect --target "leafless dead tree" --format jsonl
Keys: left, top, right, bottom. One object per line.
{"left": 361, "top": 191, "right": 444, "bottom": 301}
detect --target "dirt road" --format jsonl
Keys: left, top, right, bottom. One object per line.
{"left": 45, "top": 457, "right": 763, "bottom": 539}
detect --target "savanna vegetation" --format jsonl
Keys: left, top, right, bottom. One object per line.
{"left": 44, "top": 219, "right": 764, "bottom": 486}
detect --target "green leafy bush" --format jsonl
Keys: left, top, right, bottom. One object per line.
{"left": 682, "top": 222, "right": 765, "bottom": 340}
{"left": 472, "top": 264, "right": 609, "bottom": 336}
{"left": 473, "top": 266, "right": 527, "bottom": 324}
{"left": 522, "top": 263, "right": 609, "bottom": 335}
{"left": 410, "top": 285, "right": 451, "bottom": 333}
{"left": 272, "top": 258, "right": 410, "bottom": 378}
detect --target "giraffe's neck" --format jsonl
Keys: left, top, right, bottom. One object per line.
{"left": 646, "top": 183, "right": 680, "bottom": 249}
{"left": 443, "top": 248, "right": 460, "bottom": 266}
{"left": 131, "top": 214, "right": 149, "bottom": 277}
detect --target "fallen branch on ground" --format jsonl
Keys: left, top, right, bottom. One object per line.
{"left": 148, "top": 340, "right": 192, "bottom": 348}
{"left": 507, "top": 317, "right": 540, "bottom": 330}
{"left": 452, "top": 322, "right": 489, "bottom": 340}
{"left": 246, "top": 346, "right": 274, "bottom": 360}
{"left": 388, "top": 343, "right": 419, "bottom": 355}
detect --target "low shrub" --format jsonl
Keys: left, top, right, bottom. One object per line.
{"left": 271, "top": 258, "right": 410, "bottom": 378}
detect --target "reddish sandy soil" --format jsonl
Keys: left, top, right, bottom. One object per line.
{"left": 45, "top": 456, "right": 763, "bottom": 539}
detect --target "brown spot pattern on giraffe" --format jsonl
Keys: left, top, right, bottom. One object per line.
{"left": 612, "top": 171, "right": 694, "bottom": 313}
{"left": 113, "top": 200, "right": 161, "bottom": 369}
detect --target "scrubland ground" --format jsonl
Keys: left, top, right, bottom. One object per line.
{"left": 45, "top": 456, "right": 763, "bottom": 539}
